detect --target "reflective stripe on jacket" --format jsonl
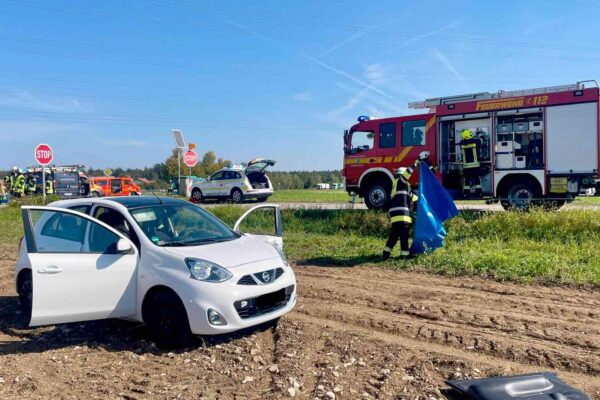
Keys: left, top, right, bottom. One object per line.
{"left": 389, "top": 162, "right": 419, "bottom": 224}
{"left": 460, "top": 137, "right": 482, "bottom": 169}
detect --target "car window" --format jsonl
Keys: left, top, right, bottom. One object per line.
{"left": 211, "top": 172, "right": 224, "bottom": 181}
{"left": 40, "top": 212, "right": 88, "bottom": 244}
{"left": 350, "top": 131, "right": 374, "bottom": 153}
{"left": 93, "top": 206, "right": 140, "bottom": 249}
{"left": 68, "top": 205, "right": 91, "bottom": 215}
{"left": 29, "top": 210, "right": 120, "bottom": 253}
{"left": 402, "top": 120, "right": 426, "bottom": 146}
{"left": 130, "top": 204, "right": 239, "bottom": 246}
{"left": 379, "top": 122, "right": 396, "bottom": 149}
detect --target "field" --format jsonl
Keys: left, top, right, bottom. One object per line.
{"left": 1, "top": 199, "right": 600, "bottom": 398}
{"left": 268, "top": 189, "right": 352, "bottom": 204}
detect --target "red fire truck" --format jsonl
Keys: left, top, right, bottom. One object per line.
{"left": 343, "top": 80, "right": 600, "bottom": 210}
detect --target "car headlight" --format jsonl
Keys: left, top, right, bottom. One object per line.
{"left": 271, "top": 244, "right": 290, "bottom": 267}
{"left": 185, "top": 258, "right": 232, "bottom": 282}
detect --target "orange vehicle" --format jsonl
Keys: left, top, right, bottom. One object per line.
{"left": 89, "top": 176, "right": 141, "bottom": 197}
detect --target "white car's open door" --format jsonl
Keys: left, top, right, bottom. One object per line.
{"left": 21, "top": 206, "right": 138, "bottom": 326}
{"left": 233, "top": 204, "right": 283, "bottom": 250}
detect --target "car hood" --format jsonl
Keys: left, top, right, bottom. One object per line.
{"left": 161, "top": 234, "right": 280, "bottom": 268}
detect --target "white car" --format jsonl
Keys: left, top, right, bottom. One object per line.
{"left": 15, "top": 196, "right": 296, "bottom": 348}
{"left": 190, "top": 159, "right": 275, "bottom": 204}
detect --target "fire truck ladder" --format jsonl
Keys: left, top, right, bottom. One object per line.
{"left": 408, "top": 80, "right": 599, "bottom": 110}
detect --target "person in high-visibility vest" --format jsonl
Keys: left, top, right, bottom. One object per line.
{"left": 459, "top": 129, "right": 483, "bottom": 198}
{"left": 3, "top": 175, "right": 11, "bottom": 192}
{"left": 382, "top": 158, "right": 422, "bottom": 260}
{"left": 45, "top": 173, "right": 54, "bottom": 194}
{"left": 13, "top": 170, "right": 25, "bottom": 198}
{"left": 25, "top": 173, "right": 37, "bottom": 195}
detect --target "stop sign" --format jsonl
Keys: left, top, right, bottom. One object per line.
{"left": 183, "top": 150, "right": 198, "bottom": 167}
{"left": 35, "top": 143, "right": 53, "bottom": 165}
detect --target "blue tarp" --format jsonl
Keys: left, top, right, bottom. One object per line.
{"left": 410, "top": 165, "right": 459, "bottom": 254}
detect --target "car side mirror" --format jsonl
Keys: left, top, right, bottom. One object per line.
{"left": 116, "top": 238, "right": 132, "bottom": 254}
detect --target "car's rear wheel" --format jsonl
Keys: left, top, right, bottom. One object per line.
{"left": 191, "top": 188, "right": 204, "bottom": 203}
{"left": 231, "top": 188, "right": 244, "bottom": 204}
{"left": 17, "top": 270, "right": 32, "bottom": 322}
{"left": 145, "top": 291, "right": 192, "bottom": 349}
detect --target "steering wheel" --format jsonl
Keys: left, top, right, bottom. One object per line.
{"left": 178, "top": 227, "right": 204, "bottom": 238}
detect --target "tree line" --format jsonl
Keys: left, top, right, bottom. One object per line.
{"left": 83, "top": 150, "right": 342, "bottom": 190}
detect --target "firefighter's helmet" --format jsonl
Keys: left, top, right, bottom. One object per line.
{"left": 461, "top": 129, "right": 473, "bottom": 141}
{"left": 11, "top": 166, "right": 18, "bottom": 172}
{"left": 395, "top": 167, "right": 407, "bottom": 176}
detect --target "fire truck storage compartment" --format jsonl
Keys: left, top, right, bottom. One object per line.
{"left": 494, "top": 108, "right": 544, "bottom": 170}
{"left": 439, "top": 114, "right": 492, "bottom": 194}
{"left": 546, "top": 102, "right": 598, "bottom": 174}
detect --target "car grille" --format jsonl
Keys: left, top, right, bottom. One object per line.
{"left": 234, "top": 285, "right": 294, "bottom": 319}
{"left": 237, "top": 268, "right": 284, "bottom": 285}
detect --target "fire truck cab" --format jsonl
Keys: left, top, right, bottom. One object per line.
{"left": 343, "top": 81, "right": 600, "bottom": 210}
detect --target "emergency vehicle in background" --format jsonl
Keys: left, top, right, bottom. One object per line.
{"left": 89, "top": 176, "right": 141, "bottom": 197}
{"left": 343, "top": 80, "right": 600, "bottom": 210}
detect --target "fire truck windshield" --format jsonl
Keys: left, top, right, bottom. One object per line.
{"left": 348, "top": 130, "right": 374, "bottom": 154}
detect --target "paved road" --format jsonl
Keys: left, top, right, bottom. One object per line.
{"left": 202, "top": 201, "right": 504, "bottom": 211}
{"left": 202, "top": 201, "right": 600, "bottom": 212}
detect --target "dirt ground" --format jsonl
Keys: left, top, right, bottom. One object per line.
{"left": 1, "top": 244, "right": 599, "bottom": 399}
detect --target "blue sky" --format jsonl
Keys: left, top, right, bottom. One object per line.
{"left": 1, "top": 0, "right": 599, "bottom": 171}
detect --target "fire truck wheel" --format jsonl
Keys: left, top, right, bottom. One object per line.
{"left": 231, "top": 188, "right": 244, "bottom": 204}
{"left": 91, "top": 191, "right": 100, "bottom": 197}
{"left": 364, "top": 178, "right": 390, "bottom": 210}
{"left": 503, "top": 182, "right": 539, "bottom": 210}
{"left": 191, "top": 188, "right": 204, "bottom": 203}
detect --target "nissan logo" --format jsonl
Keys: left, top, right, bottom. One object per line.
{"left": 262, "top": 271, "right": 271, "bottom": 282}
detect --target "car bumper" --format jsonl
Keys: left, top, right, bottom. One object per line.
{"left": 183, "top": 261, "right": 297, "bottom": 335}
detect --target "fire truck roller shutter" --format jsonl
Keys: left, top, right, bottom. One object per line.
{"left": 546, "top": 102, "right": 598, "bottom": 174}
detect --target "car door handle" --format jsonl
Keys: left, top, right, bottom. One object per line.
{"left": 37, "top": 266, "right": 63, "bottom": 274}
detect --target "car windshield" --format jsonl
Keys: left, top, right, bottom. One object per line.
{"left": 129, "top": 204, "right": 239, "bottom": 247}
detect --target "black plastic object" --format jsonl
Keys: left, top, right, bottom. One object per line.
{"left": 446, "top": 372, "right": 590, "bottom": 400}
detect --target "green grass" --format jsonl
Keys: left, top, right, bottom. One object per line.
{"left": 573, "top": 196, "right": 600, "bottom": 205}
{"left": 3, "top": 197, "right": 600, "bottom": 285}
{"left": 268, "top": 189, "right": 351, "bottom": 203}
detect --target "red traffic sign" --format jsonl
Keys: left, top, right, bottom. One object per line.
{"left": 183, "top": 150, "right": 198, "bottom": 167}
{"left": 35, "top": 143, "right": 53, "bottom": 165}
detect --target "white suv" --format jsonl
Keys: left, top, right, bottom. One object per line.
{"left": 190, "top": 159, "right": 275, "bottom": 204}
{"left": 15, "top": 196, "right": 296, "bottom": 348}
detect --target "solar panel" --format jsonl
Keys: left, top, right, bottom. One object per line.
{"left": 172, "top": 129, "right": 186, "bottom": 149}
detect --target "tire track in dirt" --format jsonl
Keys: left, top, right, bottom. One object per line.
{"left": 293, "top": 266, "right": 600, "bottom": 394}
{"left": 300, "top": 276, "right": 600, "bottom": 352}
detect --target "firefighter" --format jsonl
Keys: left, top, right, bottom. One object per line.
{"left": 45, "top": 172, "right": 54, "bottom": 194}
{"left": 3, "top": 175, "right": 10, "bottom": 192}
{"left": 12, "top": 170, "right": 25, "bottom": 198}
{"left": 382, "top": 158, "right": 421, "bottom": 260}
{"left": 459, "top": 129, "right": 483, "bottom": 198}
{"left": 528, "top": 132, "right": 543, "bottom": 168}
{"left": 25, "top": 173, "right": 37, "bottom": 195}
{"left": 6, "top": 166, "right": 18, "bottom": 194}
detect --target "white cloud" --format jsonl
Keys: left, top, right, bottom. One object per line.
{"left": 429, "top": 48, "right": 465, "bottom": 81}
{"left": 364, "top": 63, "right": 386, "bottom": 85}
{"left": 292, "top": 92, "right": 313, "bottom": 102}
{"left": 0, "top": 90, "right": 90, "bottom": 113}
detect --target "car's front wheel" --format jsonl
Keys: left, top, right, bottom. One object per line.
{"left": 17, "top": 270, "right": 32, "bottom": 322}
{"left": 145, "top": 291, "right": 192, "bottom": 349}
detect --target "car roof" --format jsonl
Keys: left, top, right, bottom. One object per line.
{"left": 51, "top": 196, "right": 188, "bottom": 210}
